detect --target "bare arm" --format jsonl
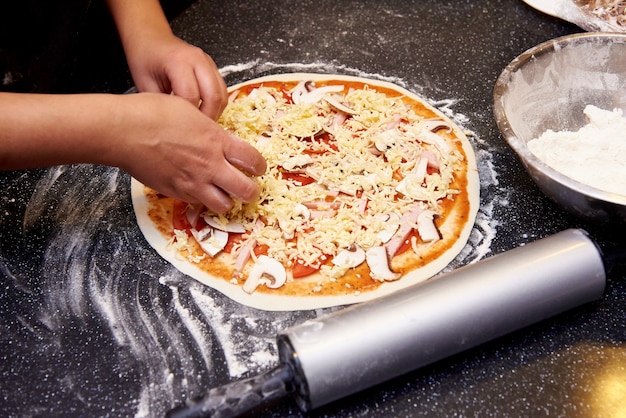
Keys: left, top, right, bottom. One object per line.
{"left": 104, "top": 0, "right": 228, "bottom": 118}
{"left": 0, "top": 92, "right": 266, "bottom": 213}
{"left": 0, "top": 2, "right": 264, "bottom": 214}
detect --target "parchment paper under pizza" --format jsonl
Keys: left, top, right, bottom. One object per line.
{"left": 131, "top": 73, "right": 480, "bottom": 311}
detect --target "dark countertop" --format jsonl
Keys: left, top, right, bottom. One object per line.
{"left": 1, "top": 1, "right": 625, "bottom": 417}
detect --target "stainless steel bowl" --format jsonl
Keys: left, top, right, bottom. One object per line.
{"left": 493, "top": 32, "right": 626, "bottom": 224}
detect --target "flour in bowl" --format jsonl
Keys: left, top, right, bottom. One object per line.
{"left": 528, "top": 105, "right": 626, "bottom": 196}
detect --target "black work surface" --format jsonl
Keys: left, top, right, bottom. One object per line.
{"left": 1, "top": 1, "right": 625, "bottom": 417}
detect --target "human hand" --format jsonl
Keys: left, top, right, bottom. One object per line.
{"left": 114, "top": 93, "right": 266, "bottom": 213}
{"left": 125, "top": 31, "right": 228, "bottom": 120}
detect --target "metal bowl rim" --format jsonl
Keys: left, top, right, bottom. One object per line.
{"left": 493, "top": 32, "right": 626, "bottom": 207}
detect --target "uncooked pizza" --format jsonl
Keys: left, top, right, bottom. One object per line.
{"left": 132, "top": 73, "right": 479, "bottom": 311}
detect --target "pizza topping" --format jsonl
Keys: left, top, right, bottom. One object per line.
{"left": 374, "top": 130, "right": 399, "bottom": 153}
{"left": 291, "top": 80, "right": 344, "bottom": 104}
{"left": 419, "top": 130, "right": 451, "bottom": 153}
{"left": 242, "top": 255, "right": 287, "bottom": 294}
{"left": 423, "top": 118, "right": 454, "bottom": 133}
{"left": 277, "top": 203, "right": 311, "bottom": 239}
{"left": 332, "top": 245, "right": 367, "bottom": 269}
{"left": 185, "top": 203, "right": 204, "bottom": 229}
{"left": 233, "top": 238, "right": 256, "bottom": 277}
{"left": 577, "top": 0, "right": 626, "bottom": 27}
{"left": 375, "top": 213, "right": 401, "bottom": 243}
{"left": 323, "top": 94, "right": 358, "bottom": 115}
{"left": 165, "top": 79, "right": 466, "bottom": 293}
{"left": 416, "top": 210, "right": 442, "bottom": 243}
{"left": 281, "top": 154, "right": 314, "bottom": 170}
{"left": 365, "top": 246, "right": 401, "bottom": 282}
{"left": 190, "top": 226, "right": 229, "bottom": 257}
{"left": 385, "top": 205, "right": 424, "bottom": 257}
{"left": 203, "top": 215, "right": 246, "bottom": 233}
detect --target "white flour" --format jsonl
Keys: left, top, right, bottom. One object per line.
{"left": 528, "top": 105, "right": 626, "bottom": 196}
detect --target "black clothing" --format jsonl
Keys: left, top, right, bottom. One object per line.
{"left": 0, "top": 0, "right": 197, "bottom": 94}
{"left": 0, "top": 1, "right": 93, "bottom": 93}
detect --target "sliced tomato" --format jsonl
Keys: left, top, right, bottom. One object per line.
{"left": 280, "top": 88, "right": 294, "bottom": 104}
{"left": 194, "top": 216, "right": 207, "bottom": 231}
{"left": 303, "top": 148, "right": 328, "bottom": 156}
{"left": 240, "top": 84, "right": 258, "bottom": 96}
{"left": 292, "top": 260, "right": 320, "bottom": 278}
{"left": 223, "top": 233, "right": 243, "bottom": 254}
{"left": 302, "top": 132, "right": 338, "bottom": 155}
{"left": 396, "top": 229, "right": 420, "bottom": 255}
{"left": 172, "top": 199, "right": 192, "bottom": 235}
{"left": 253, "top": 244, "right": 270, "bottom": 257}
{"left": 281, "top": 171, "right": 316, "bottom": 186}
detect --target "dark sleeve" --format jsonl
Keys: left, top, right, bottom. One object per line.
{"left": 0, "top": 0, "right": 91, "bottom": 93}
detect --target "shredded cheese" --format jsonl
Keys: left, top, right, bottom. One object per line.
{"left": 208, "top": 80, "right": 463, "bottom": 278}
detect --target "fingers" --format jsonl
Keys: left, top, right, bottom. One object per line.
{"left": 190, "top": 161, "right": 262, "bottom": 214}
{"left": 195, "top": 56, "right": 228, "bottom": 119}
{"left": 169, "top": 54, "right": 228, "bottom": 119}
{"left": 169, "top": 66, "right": 202, "bottom": 108}
{"left": 134, "top": 76, "right": 168, "bottom": 95}
{"left": 196, "top": 184, "right": 235, "bottom": 214}
{"left": 202, "top": 136, "right": 266, "bottom": 213}
{"left": 178, "top": 132, "right": 265, "bottom": 214}
{"left": 197, "top": 74, "right": 228, "bottom": 119}
{"left": 223, "top": 135, "right": 268, "bottom": 176}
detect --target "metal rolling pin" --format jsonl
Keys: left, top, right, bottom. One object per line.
{"left": 280, "top": 228, "right": 605, "bottom": 410}
{"left": 168, "top": 228, "right": 606, "bottom": 417}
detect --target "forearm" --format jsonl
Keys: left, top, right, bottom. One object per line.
{"left": 0, "top": 92, "right": 126, "bottom": 170}
{"left": 104, "top": 0, "right": 173, "bottom": 52}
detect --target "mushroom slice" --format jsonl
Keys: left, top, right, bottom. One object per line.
{"left": 291, "top": 81, "right": 344, "bottom": 104}
{"left": 365, "top": 246, "right": 401, "bottom": 282}
{"left": 281, "top": 154, "right": 313, "bottom": 171}
{"left": 419, "top": 130, "right": 451, "bottom": 153}
{"left": 395, "top": 174, "right": 424, "bottom": 200}
{"left": 416, "top": 210, "right": 441, "bottom": 243}
{"left": 423, "top": 118, "right": 453, "bottom": 133}
{"left": 290, "top": 80, "right": 309, "bottom": 104}
{"left": 375, "top": 213, "right": 401, "bottom": 244}
{"left": 279, "top": 203, "right": 311, "bottom": 239}
{"left": 293, "top": 203, "right": 311, "bottom": 221}
{"left": 332, "top": 245, "right": 366, "bottom": 269}
{"left": 412, "top": 157, "right": 429, "bottom": 184}
{"left": 374, "top": 130, "right": 398, "bottom": 152}
{"left": 242, "top": 255, "right": 287, "bottom": 294}
{"left": 203, "top": 215, "right": 246, "bottom": 233}
{"left": 323, "top": 94, "right": 357, "bottom": 115}
{"left": 190, "top": 226, "right": 229, "bottom": 257}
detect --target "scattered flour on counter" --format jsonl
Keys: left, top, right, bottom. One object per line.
{"left": 528, "top": 105, "right": 626, "bottom": 196}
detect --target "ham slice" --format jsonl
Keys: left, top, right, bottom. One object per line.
{"left": 384, "top": 205, "right": 423, "bottom": 257}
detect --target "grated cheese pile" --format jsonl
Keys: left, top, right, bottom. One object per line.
{"left": 528, "top": 105, "right": 626, "bottom": 196}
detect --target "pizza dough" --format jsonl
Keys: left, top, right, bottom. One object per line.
{"left": 131, "top": 73, "right": 479, "bottom": 311}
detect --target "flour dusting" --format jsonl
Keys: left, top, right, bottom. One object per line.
{"left": 10, "top": 62, "right": 505, "bottom": 418}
